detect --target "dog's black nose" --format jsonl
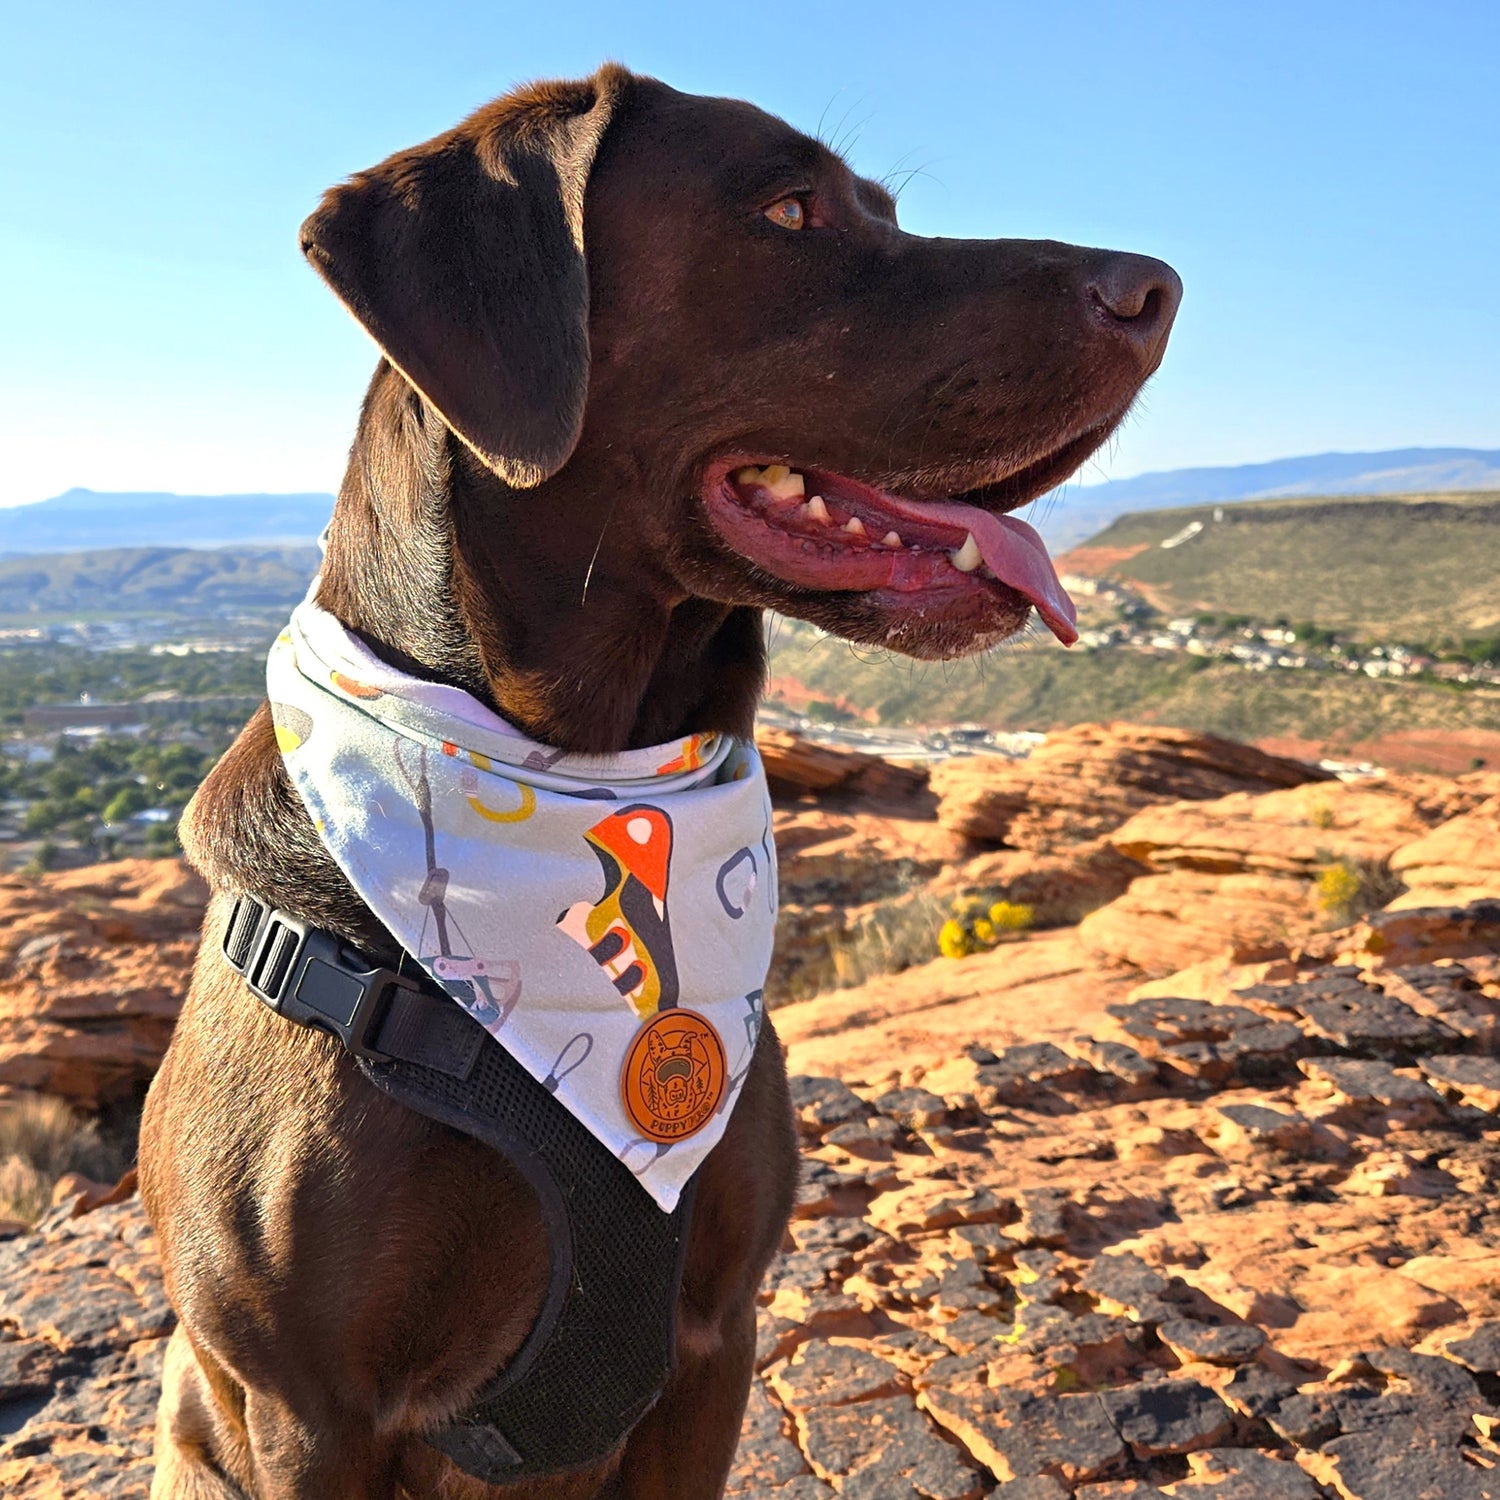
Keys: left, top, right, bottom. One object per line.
{"left": 1088, "top": 254, "right": 1183, "bottom": 367}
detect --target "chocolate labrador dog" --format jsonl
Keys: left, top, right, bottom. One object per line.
{"left": 139, "top": 62, "right": 1179, "bottom": 1499}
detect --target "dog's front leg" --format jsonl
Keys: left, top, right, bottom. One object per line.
{"left": 240, "top": 1388, "right": 400, "bottom": 1500}
{"left": 604, "top": 1300, "right": 756, "bottom": 1499}
{"left": 604, "top": 1023, "right": 795, "bottom": 1500}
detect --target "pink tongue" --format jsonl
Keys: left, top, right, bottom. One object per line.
{"left": 976, "top": 513, "right": 1079, "bottom": 645}
{"left": 881, "top": 497, "right": 1079, "bottom": 645}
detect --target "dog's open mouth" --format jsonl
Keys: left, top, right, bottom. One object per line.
{"left": 700, "top": 459, "right": 1079, "bottom": 646}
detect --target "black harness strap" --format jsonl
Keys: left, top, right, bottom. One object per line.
{"left": 223, "top": 894, "right": 693, "bottom": 1481}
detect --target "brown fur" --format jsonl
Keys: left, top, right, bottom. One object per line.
{"left": 140, "top": 63, "right": 1178, "bottom": 1498}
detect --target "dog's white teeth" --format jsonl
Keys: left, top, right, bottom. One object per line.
{"left": 803, "top": 495, "right": 830, "bottom": 523}
{"left": 881, "top": 531, "right": 904, "bottom": 549}
{"left": 843, "top": 516, "right": 865, "bottom": 535}
{"left": 950, "top": 533, "right": 983, "bottom": 572}
{"left": 736, "top": 463, "right": 804, "bottom": 500}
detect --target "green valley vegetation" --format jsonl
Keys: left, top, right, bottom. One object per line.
{"left": 0, "top": 544, "right": 309, "bottom": 867}
{"left": 0, "top": 643, "right": 267, "bottom": 720}
{"left": 3, "top": 487, "right": 1499, "bottom": 875}
{"left": 0, "top": 642, "right": 268, "bottom": 870}
{"left": 0, "top": 731, "right": 226, "bottom": 867}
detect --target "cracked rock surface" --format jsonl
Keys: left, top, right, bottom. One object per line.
{"left": 0, "top": 1198, "right": 166, "bottom": 1498}
{"left": 728, "top": 900, "right": 1500, "bottom": 1498}
{"left": 6, "top": 903, "right": 1499, "bottom": 1496}
{"left": 2, "top": 724, "right": 1499, "bottom": 1497}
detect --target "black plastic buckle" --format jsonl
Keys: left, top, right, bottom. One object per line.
{"left": 222, "top": 894, "right": 422, "bottom": 1063}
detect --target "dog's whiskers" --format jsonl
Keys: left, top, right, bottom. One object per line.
{"left": 580, "top": 498, "right": 621, "bottom": 607}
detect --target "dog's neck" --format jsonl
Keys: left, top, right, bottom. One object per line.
{"left": 182, "top": 366, "right": 767, "bottom": 944}
{"left": 317, "top": 366, "right": 766, "bottom": 755}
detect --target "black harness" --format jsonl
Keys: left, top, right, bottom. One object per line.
{"left": 222, "top": 893, "right": 694, "bottom": 1481}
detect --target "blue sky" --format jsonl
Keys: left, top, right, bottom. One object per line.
{"left": 2, "top": 0, "right": 1496, "bottom": 507}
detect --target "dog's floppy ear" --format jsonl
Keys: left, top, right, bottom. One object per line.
{"left": 300, "top": 66, "right": 627, "bottom": 488}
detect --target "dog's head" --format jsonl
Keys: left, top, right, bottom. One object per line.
{"left": 302, "top": 64, "right": 1179, "bottom": 678}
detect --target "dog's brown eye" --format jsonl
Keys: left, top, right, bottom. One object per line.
{"left": 764, "top": 197, "right": 806, "bottom": 230}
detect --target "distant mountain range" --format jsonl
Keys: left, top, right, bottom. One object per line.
{"left": 0, "top": 546, "right": 321, "bottom": 621}
{"left": 4, "top": 446, "right": 1499, "bottom": 555}
{"left": 0, "top": 489, "right": 334, "bottom": 555}
{"left": 1036, "top": 446, "right": 1500, "bottom": 549}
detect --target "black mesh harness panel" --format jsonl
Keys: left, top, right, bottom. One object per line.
{"left": 222, "top": 894, "right": 693, "bottom": 1482}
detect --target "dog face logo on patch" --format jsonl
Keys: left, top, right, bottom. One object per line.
{"left": 621, "top": 1009, "right": 726, "bottom": 1142}
{"left": 557, "top": 804, "right": 680, "bottom": 1019}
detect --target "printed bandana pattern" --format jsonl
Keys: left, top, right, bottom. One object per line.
{"left": 266, "top": 599, "right": 776, "bottom": 1210}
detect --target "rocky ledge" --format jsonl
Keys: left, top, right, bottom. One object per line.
{"left": 5, "top": 899, "right": 1500, "bottom": 1498}
{"left": 0, "top": 861, "right": 207, "bottom": 1110}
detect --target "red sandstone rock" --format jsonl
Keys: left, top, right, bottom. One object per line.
{"left": 0, "top": 861, "right": 206, "bottom": 1108}
{"left": 1078, "top": 870, "right": 1315, "bottom": 974}
{"left": 1389, "top": 797, "right": 1500, "bottom": 909}
{"left": 757, "top": 728, "right": 929, "bottom": 808}
{"left": 1108, "top": 778, "right": 1444, "bottom": 877}
{"left": 929, "top": 723, "right": 1330, "bottom": 852}
{"left": 935, "top": 841, "right": 1149, "bottom": 929}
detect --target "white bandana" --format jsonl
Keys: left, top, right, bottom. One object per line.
{"left": 265, "top": 598, "right": 776, "bottom": 1211}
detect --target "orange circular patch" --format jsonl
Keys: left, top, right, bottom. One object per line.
{"left": 620, "top": 1009, "right": 727, "bottom": 1144}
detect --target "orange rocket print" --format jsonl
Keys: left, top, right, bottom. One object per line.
{"left": 556, "top": 806, "right": 680, "bottom": 1020}
{"left": 655, "top": 734, "right": 709, "bottom": 776}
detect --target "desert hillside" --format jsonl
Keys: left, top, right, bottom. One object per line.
{"left": 1036, "top": 450, "right": 1500, "bottom": 549}
{"left": 1066, "top": 492, "right": 1500, "bottom": 642}
{"left": 0, "top": 545, "right": 322, "bottom": 622}
{"left": 2, "top": 724, "right": 1500, "bottom": 1496}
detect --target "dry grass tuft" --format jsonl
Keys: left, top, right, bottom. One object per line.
{"left": 1316, "top": 856, "right": 1405, "bottom": 926}
{"left": 0, "top": 1093, "right": 131, "bottom": 1225}
{"left": 827, "top": 889, "right": 952, "bottom": 991}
